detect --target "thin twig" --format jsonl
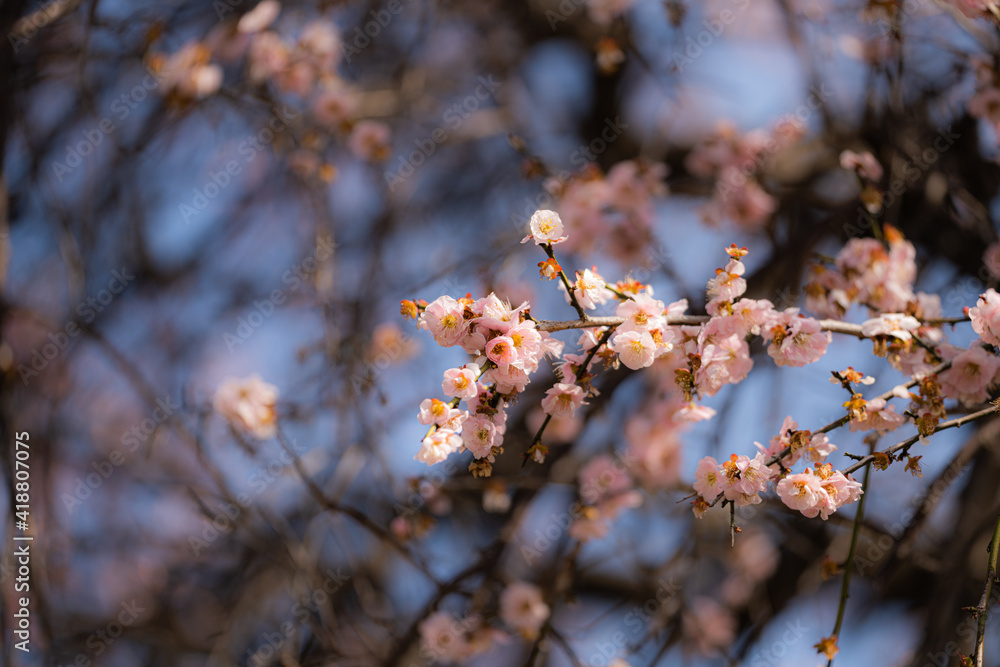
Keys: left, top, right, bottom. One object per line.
{"left": 842, "top": 406, "right": 996, "bottom": 476}
{"left": 544, "top": 243, "right": 589, "bottom": 321}
{"left": 827, "top": 448, "right": 873, "bottom": 667}
{"left": 534, "top": 316, "right": 943, "bottom": 336}
{"left": 524, "top": 325, "right": 617, "bottom": 464}
{"left": 765, "top": 359, "right": 953, "bottom": 468}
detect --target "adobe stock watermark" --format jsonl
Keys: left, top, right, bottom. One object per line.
{"left": 180, "top": 105, "right": 299, "bottom": 224}
{"left": 544, "top": 0, "right": 587, "bottom": 29}
{"left": 340, "top": 0, "right": 415, "bottom": 63}
{"left": 188, "top": 438, "right": 310, "bottom": 556}
{"left": 519, "top": 449, "right": 638, "bottom": 566}
{"left": 567, "top": 116, "right": 630, "bottom": 169}
{"left": 236, "top": 567, "right": 351, "bottom": 667}
{"left": 7, "top": 0, "right": 79, "bottom": 53}
{"left": 583, "top": 576, "right": 681, "bottom": 666}
{"left": 17, "top": 267, "right": 135, "bottom": 385}
{"left": 505, "top": 115, "right": 634, "bottom": 234}
{"left": 942, "top": 254, "right": 1000, "bottom": 317}
{"left": 918, "top": 614, "right": 984, "bottom": 667}
{"left": 716, "top": 87, "right": 833, "bottom": 202}
{"left": 50, "top": 66, "right": 166, "bottom": 182}
{"left": 843, "top": 126, "right": 959, "bottom": 238}
{"left": 853, "top": 447, "right": 973, "bottom": 576}
{"left": 63, "top": 599, "right": 147, "bottom": 666}
{"left": 872, "top": 0, "right": 922, "bottom": 37}
{"left": 222, "top": 235, "right": 335, "bottom": 351}
{"left": 214, "top": 0, "right": 252, "bottom": 20}
{"left": 383, "top": 75, "right": 502, "bottom": 191}
{"left": 671, "top": 0, "right": 751, "bottom": 73}
{"left": 747, "top": 620, "right": 809, "bottom": 666}
{"left": 349, "top": 328, "right": 418, "bottom": 391}
{"left": 60, "top": 395, "right": 180, "bottom": 513}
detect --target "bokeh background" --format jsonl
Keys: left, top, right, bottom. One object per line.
{"left": 3, "top": 0, "right": 1000, "bottom": 665}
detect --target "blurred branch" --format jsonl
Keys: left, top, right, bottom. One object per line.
{"left": 843, "top": 406, "right": 997, "bottom": 476}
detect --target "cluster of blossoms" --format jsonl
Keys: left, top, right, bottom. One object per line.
{"left": 693, "top": 452, "right": 775, "bottom": 510}
{"left": 775, "top": 464, "right": 864, "bottom": 520}
{"left": 802, "top": 225, "right": 1000, "bottom": 421}
{"left": 568, "top": 454, "right": 644, "bottom": 541}
{"left": 213, "top": 374, "right": 279, "bottom": 439}
{"left": 417, "top": 612, "right": 504, "bottom": 664}
{"left": 539, "top": 160, "right": 669, "bottom": 264}
{"left": 670, "top": 245, "right": 830, "bottom": 407}
{"left": 692, "top": 418, "right": 861, "bottom": 520}
{"left": 409, "top": 205, "right": 1000, "bottom": 533}
{"left": 410, "top": 224, "right": 847, "bottom": 482}
{"left": 684, "top": 232, "right": 1000, "bottom": 522}
{"left": 417, "top": 581, "right": 550, "bottom": 662}
{"left": 804, "top": 224, "right": 924, "bottom": 319}
{"left": 152, "top": 1, "right": 390, "bottom": 177}
{"left": 407, "top": 288, "right": 565, "bottom": 475}
{"left": 676, "top": 530, "right": 777, "bottom": 657}
{"left": 685, "top": 118, "right": 807, "bottom": 230}
{"left": 677, "top": 532, "right": 782, "bottom": 656}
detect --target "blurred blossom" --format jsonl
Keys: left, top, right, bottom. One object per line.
{"left": 213, "top": 374, "right": 279, "bottom": 439}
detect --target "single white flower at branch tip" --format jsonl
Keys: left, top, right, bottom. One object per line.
{"left": 521, "top": 209, "right": 568, "bottom": 245}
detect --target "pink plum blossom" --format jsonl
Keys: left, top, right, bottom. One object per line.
{"left": 442, "top": 365, "right": 478, "bottom": 398}
{"left": 347, "top": 120, "right": 391, "bottom": 161}
{"left": 616, "top": 293, "right": 666, "bottom": 333}
{"left": 579, "top": 454, "right": 633, "bottom": 505}
{"left": 839, "top": 150, "right": 883, "bottom": 182}
{"left": 776, "top": 470, "right": 826, "bottom": 516}
{"left": 485, "top": 335, "right": 517, "bottom": 367}
{"left": 461, "top": 415, "right": 499, "bottom": 459}
{"left": 706, "top": 258, "right": 747, "bottom": 303}
{"left": 611, "top": 330, "right": 657, "bottom": 370}
{"left": 214, "top": 374, "right": 279, "bottom": 439}
{"left": 419, "top": 612, "right": 472, "bottom": 663}
{"left": 421, "top": 295, "right": 468, "bottom": 347}
{"left": 693, "top": 456, "right": 722, "bottom": 500}
{"left": 312, "top": 82, "right": 358, "bottom": 128}
{"left": 541, "top": 382, "right": 587, "bottom": 418}
{"left": 682, "top": 596, "right": 736, "bottom": 655}
{"left": 415, "top": 429, "right": 462, "bottom": 465}
{"left": 573, "top": 267, "right": 614, "bottom": 310}
{"left": 763, "top": 309, "right": 831, "bottom": 367}
{"left": 297, "top": 19, "right": 341, "bottom": 71}
{"left": 940, "top": 345, "right": 1000, "bottom": 404}
{"left": 970, "top": 288, "right": 1000, "bottom": 346}
{"left": 237, "top": 1, "right": 281, "bottom": 33}
{"left": 417, "top": 398, "right": 463, "bottom": 426}
{"left": 803, "top": 432, "right": 837, "bottom": 463}
{"left": 499, "top": 582, "right": 550, "bottom": 639}
{"left": 848, "top": 397, "right": 906, "bottom": 434}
